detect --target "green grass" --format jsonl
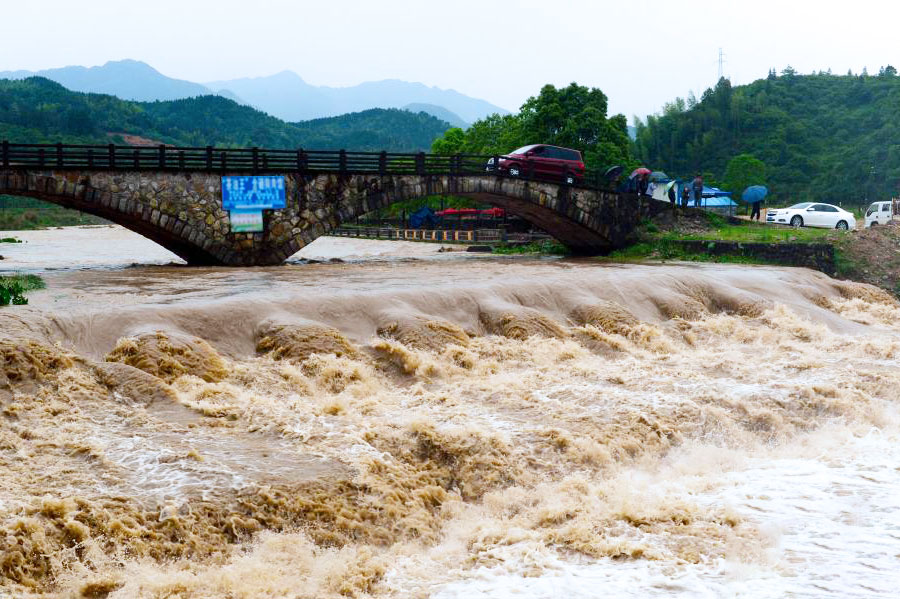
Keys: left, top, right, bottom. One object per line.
{"left": 0, "top": 237, "right": 22, "bottom": 243}
{"left": 657, "top": 221, "right": 840, "bottom": 244}
{"left": 492, "top": 240, "right": 570, "bottom": 255}
{"left": 607, "top": 241, "right": 775, "bottom": 265}
{"left": 0, "top": 274, "right": 44, "bottom": 306}
{"left": 0, "top": 195, "right": 107, "bottom": 230}
{"left": 1, "top": 274, "right": 46, "bottom": 291}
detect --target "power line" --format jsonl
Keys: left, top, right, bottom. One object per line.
{"left": 717, "top": 47, "right": 726, "bottom": 81}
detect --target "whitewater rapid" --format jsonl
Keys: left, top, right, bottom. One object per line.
{"left": 1, "top": 228, "right": 898, "bottom": 598}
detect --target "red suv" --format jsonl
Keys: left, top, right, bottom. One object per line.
{"left": 487, "top": 144, "right": 585, "bottom": 184}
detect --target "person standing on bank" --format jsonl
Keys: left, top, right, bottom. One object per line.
{"left": 681, "top": 185, "right": 691, "bottom": 207}
{"left": 692, "top": 174, "right": 704, "bottom": 207}
{"left": 668, "top": 182, "right": 677, "bottom": 210}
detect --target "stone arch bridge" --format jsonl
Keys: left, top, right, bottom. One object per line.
{"left": 0, "top": 143, "right": 652, "bottom": 266}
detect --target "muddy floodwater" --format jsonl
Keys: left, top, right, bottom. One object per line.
{"left": 1, "top": 226, "right": 899, "bottom": 598}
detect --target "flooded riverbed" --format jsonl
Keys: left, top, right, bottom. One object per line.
{"left": 1, "top": 226, "right": 899, "bottom": 598}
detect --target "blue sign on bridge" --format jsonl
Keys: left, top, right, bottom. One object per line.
{"left": 222, "top": 175, "right": 286, "bottom": 210}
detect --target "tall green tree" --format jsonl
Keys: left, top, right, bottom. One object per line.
{"left": 431, "top": 82, "right": 635, "bottom": 172}
{"left": 722, "top": 153, "right": 767, "bottom": 198}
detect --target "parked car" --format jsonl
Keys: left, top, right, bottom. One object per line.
{"left": 486, "top": 144, "right": 585, "bottom": 185}
{"left": 766, "top": 202, "right": 856, "bottom": 230}
{"left": 864, "top": 201, "right": 894, "bottom": 228}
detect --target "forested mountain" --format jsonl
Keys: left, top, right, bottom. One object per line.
{"left": 2, "top": 60, "right": 506, "bottom": 124}
{"left": 403, "top": 103, "right": 468, "bottom": 128}
{"left": 0, "top": 77, "right": 450, "bottom": 151}
{"left": 634, "top": 68, "right": 900, "bottom": 206}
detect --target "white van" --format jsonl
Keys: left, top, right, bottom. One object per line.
{"left": 864, "top": 201, "right": 894, "bottom": 228}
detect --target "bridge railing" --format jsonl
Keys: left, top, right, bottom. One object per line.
{"left": 0, "top": 141, "right": 612, "bottom": 190}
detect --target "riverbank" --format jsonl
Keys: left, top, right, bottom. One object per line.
{"left": 608, "top": 210, "right": 900, "bottom": 298}
{"left": 0, "top": 196, "right": 108, "bottom": 230}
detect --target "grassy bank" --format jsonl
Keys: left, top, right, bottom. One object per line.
{"left": 0, "top": 196, "right": 108, "bottom": 230}
{"left": 611, "top": 209, "right": 900, "bottom": 298}
{"left": 492, "top": 240, "right": 570, "bottom": 255}
{"left": 609, "top": 241, "right": 768, "bottom": 264}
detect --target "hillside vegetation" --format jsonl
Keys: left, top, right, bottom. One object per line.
{"left": 431, "top": 83, "right": 635, "bottom": 172}
{"left": 0, "top": 77, "right": 450, "bottom": 151}
{"left": 634, "top": 68, "right": 900, "bottom": 207}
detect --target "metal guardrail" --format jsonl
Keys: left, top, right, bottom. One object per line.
{"left": 332, "top": 227, "right": 552, "bottom": 244}
{"left": 0, "top": 141, "right": 612, "bottom": 190}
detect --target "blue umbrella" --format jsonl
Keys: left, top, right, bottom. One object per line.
{"left": 741, "top": 185, "right": 768, "bottom": 203}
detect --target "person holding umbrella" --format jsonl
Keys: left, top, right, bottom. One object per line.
{"left": 742, "top": 185, "right": 768, "bottom": 221}
{"left": 630, "top": 168, "right": 652, "bottom": 196}
{"left": 666, "top": 180, "right": 678, "bottom": 211}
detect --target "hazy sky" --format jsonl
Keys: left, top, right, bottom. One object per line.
{"left": 2, "top": 0, "right": 898, "bottom": 122}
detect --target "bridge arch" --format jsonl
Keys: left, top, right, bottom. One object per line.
{"left": 1, "top": 169, "right": 648, "bottom": 266}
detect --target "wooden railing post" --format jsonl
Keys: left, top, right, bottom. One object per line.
{"left": 220, "top": 151, "right": 227, "bottom": 171}
{"left": 339, "top": 149, "right": 347, "bottom": 176}
{"left": 379, "top": 151, "right": 387, "bottom": 175}
{"left": 38, "top": 148, "right": 45, "bottom": 167}
{"left": 108, "top": 143, "right": 116, "bottom": 168}
{"left": 296, "top": 148, "right": 306, "bottom": 171}
{"left": 2, "top": 140, "right": 8, "bottom": 167}
{"left": 206, "top": 146, "right": 213, "bottom": 170}
{"left": 56, "top": 142, "right": 63, "bottom": 167}
{"left": 252, "top": 147, "right": 259, "bottom": 173}
{"left": 133, "top": 149, "right": 140, "bottom": 169}
{"left": 492, "top": 155, "right": 500, "bottom": 175}
{"left": 158, "top": 144, "right": 166, "bottom": 169}
{"left": 87, "top": 149, "right": 94, "bottom": 168}
{"left": 178, "top": 150, "right": 185, "bottom": 170}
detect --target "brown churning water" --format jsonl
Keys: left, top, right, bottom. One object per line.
{"left": 1, "top": 232, "right": 899, "bottom": 598}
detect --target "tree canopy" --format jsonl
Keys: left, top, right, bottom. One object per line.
{"left": 431, "top": 83, "right": 635, "bottom": 172}
{"left": 722, "top": 154, "right": 767, "bottom": 199}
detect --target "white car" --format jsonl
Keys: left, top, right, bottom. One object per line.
{"left": 766, "top": 202, "right": 856, "bottom": 230}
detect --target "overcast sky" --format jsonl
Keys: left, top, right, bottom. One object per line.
{"left": 2, "top": 0, "right": 898, "bottom": 123}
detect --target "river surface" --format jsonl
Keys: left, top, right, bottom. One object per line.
{"left": 1, "top": 226, "right": 899, "bottom": 598}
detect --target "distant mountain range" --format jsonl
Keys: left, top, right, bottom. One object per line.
{"left": 0, "top": 59, "right": 214, "bottom": 102}
{"left": 0, "top": 77, "right": 452, "bottom": 152}
{"left": 205, "top": 70, "right": 494, "bottom": 123}
{"left": 0, "top": 60, "right": 503, "bottom": 126}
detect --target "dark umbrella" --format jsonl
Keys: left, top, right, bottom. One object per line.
{"left": 630, "top": 167, "right": 651, "bottom": 178}
{"left": 604, "top": 165, "right": 624, "bottom": 181}
{"left": 741, "top": 185, "right": 768, "bottom": 203}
